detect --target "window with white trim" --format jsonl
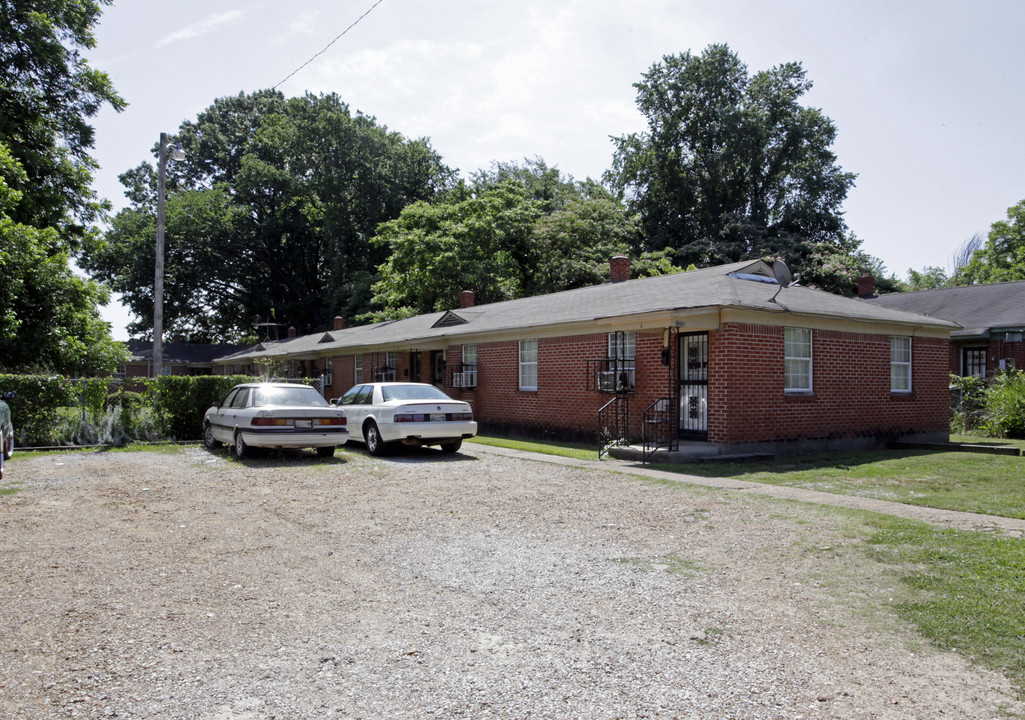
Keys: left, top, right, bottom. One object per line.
{"left": 519, "top": 339, "right": 538, "bottom": 391}
{"left": 354, "top": 354, "right": 363, "bottom": 384}
{"left": 890, "top": 337, "right": 912, "bottom": 392}
{"left": 784, "top": 327, "right": 812, "bottom": 392}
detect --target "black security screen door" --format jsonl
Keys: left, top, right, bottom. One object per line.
{"left": 678, "top": 333, "right": 708, "bottom": 439}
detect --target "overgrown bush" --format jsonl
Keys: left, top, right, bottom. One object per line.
{"left": 0, "top": 373, "right": 259, "bottom": 446}
{"left": 0, "top": 374, "right": 74, "bottom": 446}
{"left": 981, "top": 370, "right": 1025, "bottom": 439}
{"left": 951, "top": 371, "right": 1025, "bottom": 439}
{"left": 151, "top": 375, "right": 256, "bottom": 441}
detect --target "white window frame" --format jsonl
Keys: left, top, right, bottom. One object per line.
{"left": 608, "top": 332, "right": 635, "bottom": 362}
{"left": 463, "top": 343, "right": 478, "bottom": 368}
{"left": 891, "top": 336, "right": 912, "bottom": 393}
{"left": 354, "top": 354, "right": 363, "bottom": 385}
{"left": 784, "top": 327, "right": 813, "bottom": 393}
{"left": 519, "top": 339, "right": 538, "bottom": 391}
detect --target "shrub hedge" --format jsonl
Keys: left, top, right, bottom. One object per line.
{"left": 0, "top": 374, "right": 270, "bottom": 446}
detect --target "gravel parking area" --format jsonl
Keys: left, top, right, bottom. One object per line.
{"left": 0, "top": 445, "right": 1021, "bottom": 719}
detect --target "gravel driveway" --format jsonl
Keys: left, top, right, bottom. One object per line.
{"left": 0, "top": 445, "right": 1021, "bottom": 719}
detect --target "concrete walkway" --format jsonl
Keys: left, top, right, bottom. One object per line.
{"left": 470, "top": 443, "right": 1025, "bottom": 537}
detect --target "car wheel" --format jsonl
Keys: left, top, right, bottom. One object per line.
{"left": 364, "top": 421, "right": 386, "bottom": 456}
{"left": 203, "top": 423, "right": 221, "bottom": 450}
{"left": 316, "top": 445, "right": 335, "bottom": 458}
{"left": 233, "top": 430, "right": 249, "bottom": 460}
{"left": 440, "top": 439, "right": 462, "bottom": 454}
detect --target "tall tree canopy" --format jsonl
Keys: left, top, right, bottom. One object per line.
{"left": 958, "top": 199, "right": 1025, "bottom": 285}
{"left": 607, "top": 44, "right": 860, "bottom": 291}
{"left": 82, "top": 91, "right": 454, "bottom": 341}
{"left": 367, "top": 159, "right": 643, "bottom": 319}
{"left": 0, "top": 0, "right": 127, "bottom": 373}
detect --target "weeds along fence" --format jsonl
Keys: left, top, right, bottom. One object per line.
{"left": 0, "top": 374, "right": 322, "bottom": 448}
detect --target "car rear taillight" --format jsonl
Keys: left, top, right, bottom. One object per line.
{"left": 251, "top": 417, "right": 291, "bottom": 427}
{"left": 394, "top": 414, "right": 425, "bottom": 423}
{"left": 451, "top": 413, "right": 473, "bottom": 421}
{"left": 318, "top": 417, "right": 346, "bottom": 426}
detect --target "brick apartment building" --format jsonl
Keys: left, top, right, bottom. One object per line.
{"left": 215, "top": 258, "right": 956, "bottom": 455}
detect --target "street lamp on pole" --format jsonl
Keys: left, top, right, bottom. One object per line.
{"left": 153, "top": 132, "right": 184, "bottom": 378}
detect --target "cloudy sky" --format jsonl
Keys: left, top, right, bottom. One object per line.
{"left": 89, "top": 0, "right": 1025, "bottom": 338}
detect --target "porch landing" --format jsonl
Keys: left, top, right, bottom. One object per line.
{"left": 608, "top": 441, "right": 774, "bottom": 465}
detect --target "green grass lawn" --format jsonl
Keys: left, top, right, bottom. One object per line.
{"left": 654, "top": 448, "right": 1025, "bottom": 519}
{"left": 866, "top": 516, "right": 1025, "bottom": 697}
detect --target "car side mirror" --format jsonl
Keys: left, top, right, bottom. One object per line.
{"left": 210, "top": 400, "right": 221, "bottom": 409}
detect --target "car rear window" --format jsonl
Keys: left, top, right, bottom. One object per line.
{"left": 381, "top": 384, "right": 451, "bottom": 402}
{"left": 252, "top": 386, "right": 328, "bottom": 408}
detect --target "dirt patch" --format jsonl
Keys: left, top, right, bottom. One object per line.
{"left": 0, "top": 446, "right": 1021, "bottom": 719}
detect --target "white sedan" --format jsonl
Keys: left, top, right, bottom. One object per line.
{"left": 203, "top": 383, "right": 348, "bottom": 459}
{"left": 333, "top": 382, "right": 477, "bottom": 455}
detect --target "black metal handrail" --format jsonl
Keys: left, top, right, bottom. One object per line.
{"left": 641, "top": 397, "right": 674, "bottom": 463}
{"left": 598, "top": 395, "right": 629, "bottom": 459}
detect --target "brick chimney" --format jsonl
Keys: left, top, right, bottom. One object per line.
{"left": 459, "top": 290, "right": 475, "bottom": 308}
{"left": 610, "top": 255, "right": 631, "bottom": 283}
{"left": 857, "top": 272, "right": 875, "bottom": 298}
{"left": 333, "top": 316, "right": 345, "bottom": 331}
{"left": 287, "top": 326, "right": 297, "bottom": 339}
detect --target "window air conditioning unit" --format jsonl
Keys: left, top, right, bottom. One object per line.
{"left": 451, "top": 371, "right": 478, "bottom": 389}
{"left": 599, "top": 369, "right": 635, "bottom": 392}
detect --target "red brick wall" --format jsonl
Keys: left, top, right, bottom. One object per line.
{"left": 951, "top": 337, "right": 1025, "bottom": 377}
{"left": 323, "top": 323, "right": 950, "bottom": 446}
{"left": 711, "top": 323, "right": 949, "bottom": 445}
{"left": 446, "top": 333, "right": 669, "bottom": 439}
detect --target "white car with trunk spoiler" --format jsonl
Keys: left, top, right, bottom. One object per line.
{"left": 332, "top": 382, "right": 477, "bottom": 455}
{"left": 203, "top": 383, "right": 347, "bottom": 459}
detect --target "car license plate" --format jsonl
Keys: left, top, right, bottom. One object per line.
{"left": 430, "top": 413, "right": 446, "bottom": 422}
{"left": 295, "top": 419, "right": 313, "bottom": 429}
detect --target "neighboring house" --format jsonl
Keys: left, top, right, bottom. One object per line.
{"left": 122, "top": 340, "right": 252, "bottom": 378}
{"left": 859, "top": 278, "right": 1025, "bottom": 379}
{"left": 214, "top": 258, "right": 956, "bottom": 455}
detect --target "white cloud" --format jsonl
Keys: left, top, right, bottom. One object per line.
{"left": 155, "top": 10, "right": 245, "bottom": 49}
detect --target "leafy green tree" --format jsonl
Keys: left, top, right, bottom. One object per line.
{"left": 0, "top": 144, "right": 125, "bottom": 373}
{"left": 0, "top": 0, "right": 126, "bottom": 373}
{"left": 367, "top": 160, "right": 643, "bottom": 319}
{"left": 901, "top": 266, "right": 951, "bottom": 291}
{"left": 958, "top": 200, "right": 1025, "bottom": 284}
{"left": 0, "top": 0, "right": 125, "bottom": 240}
{"left": 607, "top": 44, "right": 857, "bottom": 281}
{"left": 83, "top": 91, "right": 453, "bottom": 341}
{"left": 368, "top": 182, "right": 542, "bottom": 319}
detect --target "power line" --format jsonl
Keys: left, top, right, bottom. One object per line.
{"left": 272, "top": 0, "right": 386, "bottom": 91}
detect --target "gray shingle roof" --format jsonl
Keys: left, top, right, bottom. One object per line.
{"left": 126, "top": 340, "right": 252, "bottom": 364}
{"left": 862, "top": 281, "right": 1025, "bottom": 338}
{"left": 218, "top": 260, "right": 956, "bottom": 362}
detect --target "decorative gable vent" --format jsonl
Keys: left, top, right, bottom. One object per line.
{"left": 433, "top": 311, "right": 469, "bottom": 328}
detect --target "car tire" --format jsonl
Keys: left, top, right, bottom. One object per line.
{"left": 233, "top": 430, "right": 249, "bottom": 460}
{"left": 203, "top": 423, "right": 221, "bottom": 450}
{"left": 440, "top": 439, "right": 462, "bottom": 454}
{"left": 364, "top": 421, "right": 386, "bottom": 456}
{"left": 316, "top": 445, "right": 335, "bottom": 458}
